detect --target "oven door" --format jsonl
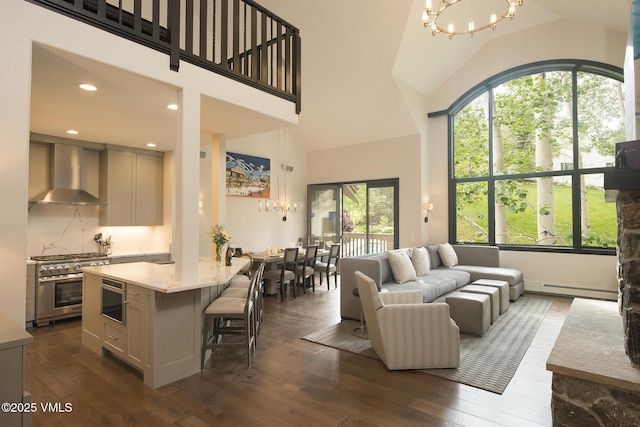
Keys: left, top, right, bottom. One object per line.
{"left": 36, "top": 275, "right": 83, "bottom": 325}
{"left": 101, "top": 279, "right": 125, "bottom": 325}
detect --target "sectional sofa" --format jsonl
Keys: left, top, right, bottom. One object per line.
{"left": 340, "top": 244, "right": 524, "bottom": 321}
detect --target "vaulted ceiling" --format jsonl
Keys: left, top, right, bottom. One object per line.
{"left": 29, "top": 0, "right": 630, "bottom": 153}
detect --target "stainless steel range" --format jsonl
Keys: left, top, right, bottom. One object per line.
{"left": 32, "top": 253, "right": 110, "bottom": 326}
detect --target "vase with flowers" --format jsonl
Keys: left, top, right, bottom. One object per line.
{"left": 208, "top": 224, "right": 231, "bottom": 264}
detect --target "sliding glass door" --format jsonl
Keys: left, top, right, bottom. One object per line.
{"left": 307, "top": 185, "right": 342, "bottom": 247}
{"left": 308, "top": 179, "right": 398, "bottom": 256}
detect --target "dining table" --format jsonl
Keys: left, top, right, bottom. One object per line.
{"left": 246, "top": 248, "right": 330, "bottom": 295}
{"left": 248, "top": 247, "right": 329, "bottom": 263}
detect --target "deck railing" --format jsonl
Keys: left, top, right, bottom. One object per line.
{"left": 27, "top": 0, "right": 301, "bottom": 113}
{"left": 341, "top": 232, "right": 395, "bottom": 257}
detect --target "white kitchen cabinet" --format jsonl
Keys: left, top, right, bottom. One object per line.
{"left": 0, "top": 313, "right": 32, "bottom": 427}
{"left": 103, "top": 318, "right": 126, "bottom": 357}
{"left": 99, "top": 148, "right": 163, "bottom": 226}
{"left": 125, "top": 283, "right": 147, "bottom": 369}
{"left": 81, "top": 273, "right": 103, "bottom": 353}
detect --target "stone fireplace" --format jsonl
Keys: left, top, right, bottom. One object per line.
{"left": 615, "top": 184, "right": 640, "bottom": 365}
{"left": 545, "top": 170, "right": 640, "bottom": 426}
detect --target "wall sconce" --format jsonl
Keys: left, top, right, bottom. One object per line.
{"left": 423, "top": 203, "right": 434, "bottom": 223}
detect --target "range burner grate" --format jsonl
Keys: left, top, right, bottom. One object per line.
{"left": 31, "top": 252, "right": 107, "bottom": 262}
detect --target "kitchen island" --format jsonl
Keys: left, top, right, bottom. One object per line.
{"left": 81, "top": 257, "right": 249, "bottom": 388}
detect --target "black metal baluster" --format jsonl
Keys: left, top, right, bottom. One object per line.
{"left": 199, "top": 0, "right": 207, "bottom": 60}
{"left": 232, "top": 0, "right": 240, "bottom": 73}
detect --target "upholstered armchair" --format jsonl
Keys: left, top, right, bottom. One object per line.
{"left": 354, "top": 271, "right": 460, "bottom": 370}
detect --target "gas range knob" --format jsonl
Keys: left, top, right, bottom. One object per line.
{"left": 40, "top": 266, "right": 49, "bottom": 274}
{"left": 73, "top": 263, "right": 82, "bottom": 271}
{"left": 90, "top": 262, "right": 97, "bottom": 267}
{"left": 48, "top": 266, "right": 57, "bottom": 273}
{"left": 55, "top": 265, "right": 64, "bottom": 273}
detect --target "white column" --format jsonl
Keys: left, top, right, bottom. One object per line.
{"left": 174, "top": 88, "right": 201, "bottom": 281}
{"left": 0, "top": 19, "right": 30, "bottom": 326}
{"left": 210, "top": 134, "right": 226, "bottom": 239}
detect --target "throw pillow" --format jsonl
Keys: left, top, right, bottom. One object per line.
{"left": 387, "top": 250, "right": 417, "bottom": 284}
{"left": 438, "top": 243, "right": 459, "bottom": 268}
{"left": 411, "top": 247, "right": 430, "bottom": 276}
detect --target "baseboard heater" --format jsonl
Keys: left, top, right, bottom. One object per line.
{"left": 524, "top": 282, "right": 617, "bottom": 301}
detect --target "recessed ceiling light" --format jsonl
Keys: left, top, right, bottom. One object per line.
{"left": 167, "top": 104, "right": 178, "bottom": 111}
{"left": 146, "top": 143, "right": 157, "bottom": 148}
{"left": 66, "top": 129, "right": 79, "bottom": 135}
{"left": 78, "top": 83, "right": 97, "bottom": 91}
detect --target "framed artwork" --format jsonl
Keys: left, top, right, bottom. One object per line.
{"left": 225, "top": 152, "right": 270, "bottom": 197}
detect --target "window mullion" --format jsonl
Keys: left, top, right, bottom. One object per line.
{"left": 488, "top": 88, "right": 496, "bottom": 245}
{"left": 571, "top": 68, "right": 582, "bottom": 248}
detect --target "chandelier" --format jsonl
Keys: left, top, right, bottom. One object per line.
{"left": 422, "top": 0, "right": 524, "bottom": 39}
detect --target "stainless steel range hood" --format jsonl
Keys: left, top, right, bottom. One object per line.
{"left": 29, "top": 143, "right": 107, "bottom": 206}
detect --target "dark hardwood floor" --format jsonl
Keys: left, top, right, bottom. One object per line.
{"left": 25, "top": 278, "right": 572, "bottom": 426}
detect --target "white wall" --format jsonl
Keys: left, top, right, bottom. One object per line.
{"left": 223, "top": 129, "right": 307, "bottom": 252}
{"left": 307, "top": 134, "right": 425, "bottom": 248}
{"left": 423, "top": 18, "right": 625, "bottom": 298}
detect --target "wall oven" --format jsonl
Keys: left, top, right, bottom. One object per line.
{"left": 101, "top": 278, "right": 125, "bottom": 325}
{"left": 32, "top": 253, "right": 110, "bottom": 326}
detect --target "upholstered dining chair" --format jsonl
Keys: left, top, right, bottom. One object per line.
{"left": 316, "top": 243, "right": 340, "bottom": 290}
{"left": 354, "top": 271, "right": 460, "bottom": 370}
{"left": 296, "top": 245, "right": 318, "bottom": 293}
{"left": 262, "top": 247, "right": 299, "bottom": 300}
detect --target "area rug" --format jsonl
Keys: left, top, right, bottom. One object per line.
{"left": 302, "top": 295, "right": 552, "bottom": 394}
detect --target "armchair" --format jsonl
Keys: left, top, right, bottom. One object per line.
{"left": 354, "top": 271, "right": 460, "bottom": 370}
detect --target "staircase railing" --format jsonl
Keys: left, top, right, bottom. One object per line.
{"left": 27, "top": 0, "right": 301, "bottom": 113}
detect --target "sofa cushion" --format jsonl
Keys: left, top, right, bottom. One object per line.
{"left": 451, "top": 265, "right": 523, "bottom": 286}
{"left": 426, "top": 245, "right": 442, "bottom": 268}
{"left": 411, "top": 247, "right": 430, "bottom": 276}
{"left": 387, "top": 250, "right": 417, "bottom": 284}
{"left": 381, "top": 267, "right": 470, "bottom": 303}
{"left": 438, "top": 243, "right": 459, "bottom": 267}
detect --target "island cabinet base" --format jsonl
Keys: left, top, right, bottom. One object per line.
{"left": 144, "top": 289, "right": 202, "bottom": 388}
{"left": 82, "top": 272, "right": 206, "bottom": 389}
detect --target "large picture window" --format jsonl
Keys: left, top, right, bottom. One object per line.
{"left": 449, "top": 61, "right": 624, "bottom": 252}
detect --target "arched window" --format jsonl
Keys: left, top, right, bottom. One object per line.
{"left": 448, "top": 60, "right": 624, "bottom": 253}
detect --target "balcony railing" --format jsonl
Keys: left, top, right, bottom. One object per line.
{"left": 28, "top": 0, "right": 301, "bottom": 113}
{"left": 342, "top": 232, "right": 395, "bottom": 257}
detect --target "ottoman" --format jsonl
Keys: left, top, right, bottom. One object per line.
{"left": 460, "top": 284, "right": 500, "bottom": 323}
{"left": 472, "top": 279, "right": 510, "bottom": 314}
{"left": 445, "top": 292, "right": 491, "bottom": 336}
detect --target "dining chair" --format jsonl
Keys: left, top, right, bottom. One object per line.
{"left": 202, "top": 263, "right": 260, "bottom": 368}
{"left": 262, "top": 247, "right": 299, "bottom": 300}
{"left": 316, "top": 243, "right": 340, "bottom": 290}
{"left": 296, "top": 245, "right": 318, "bottom": 293}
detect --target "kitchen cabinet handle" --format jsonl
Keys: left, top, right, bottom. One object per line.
{"left": 129, "top": 291, "right": 139, "bottom": 295}
{"left": 108, "top": 335, "right": 118, "bottom": 340}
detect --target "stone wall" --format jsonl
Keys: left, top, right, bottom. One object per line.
{"left": 617, "top": 189, "right": 640, "bottom": 365}
{"left": 551, "top": 373, "right": 640, "bottom": 426}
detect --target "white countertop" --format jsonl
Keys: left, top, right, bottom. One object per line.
{"left": 82, "top": 257, "right": 249, "bottom": 294}
{"left": 0, "top": 312, "right": 32, "bottom": 350}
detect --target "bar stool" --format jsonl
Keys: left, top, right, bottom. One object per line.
{"left": 202, "top": 265, "right": 260, "bottom": 368}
